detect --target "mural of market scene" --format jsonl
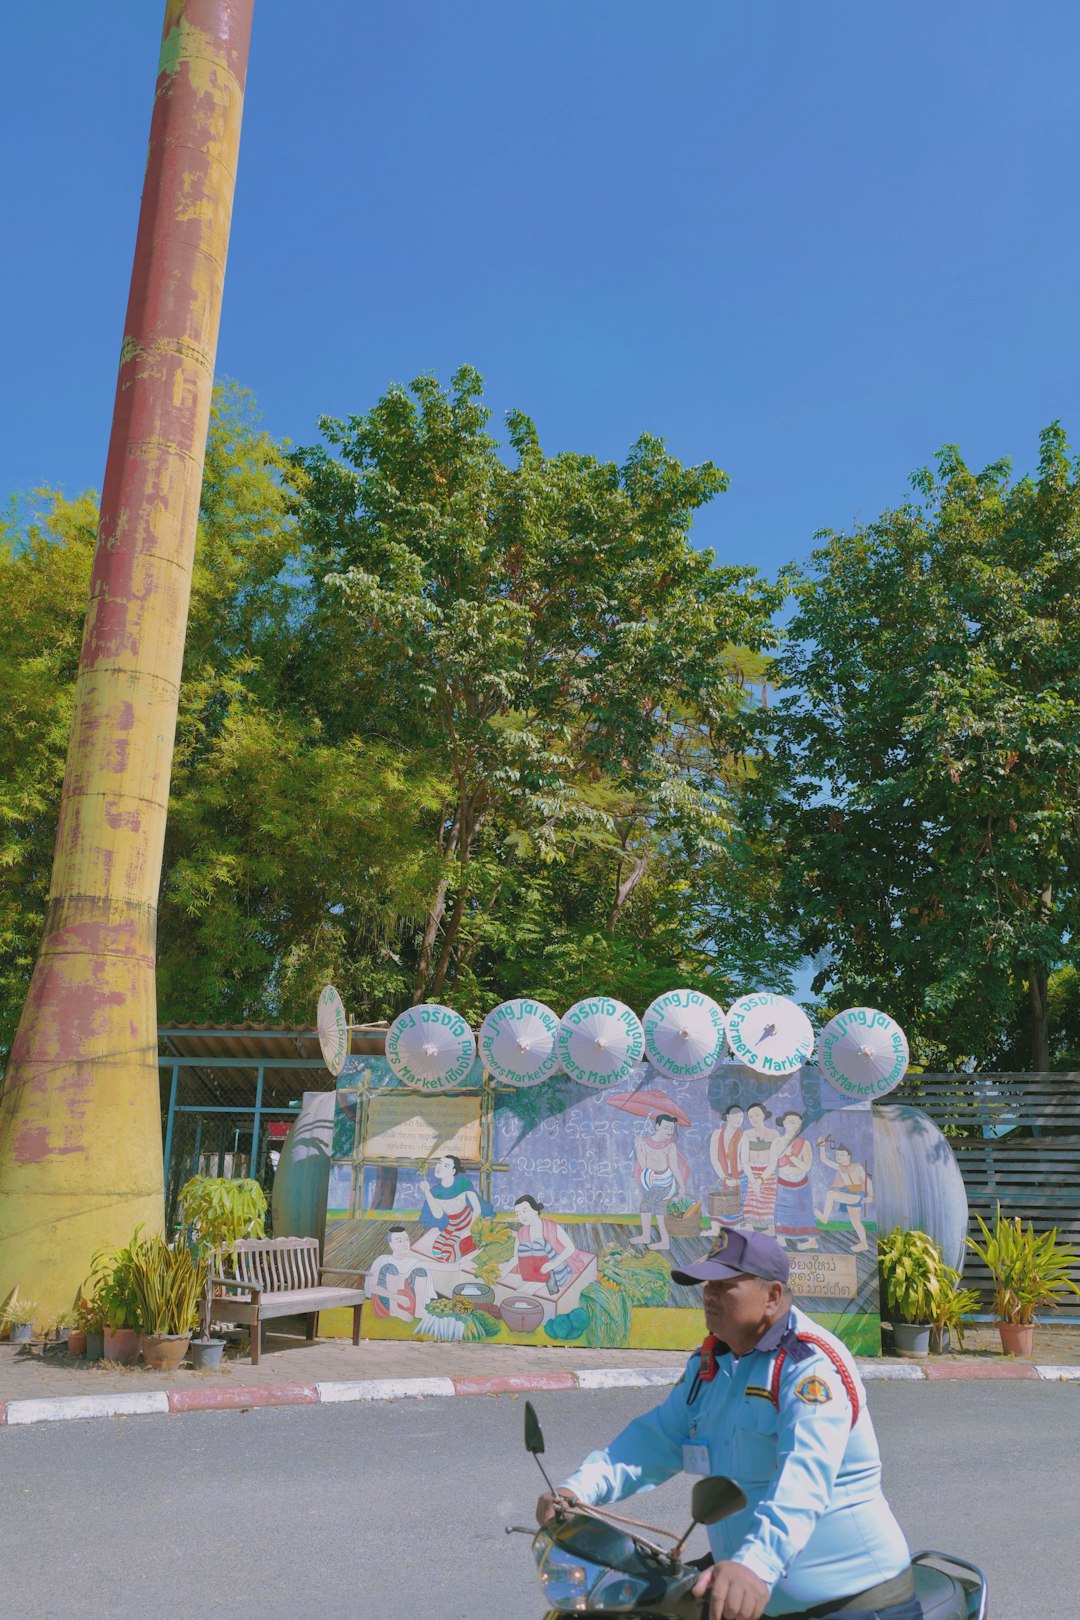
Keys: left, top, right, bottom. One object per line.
{"left": 322, "top": 990, "right": 911, "bottom": 1356}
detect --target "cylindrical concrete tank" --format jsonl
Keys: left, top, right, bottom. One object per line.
{"left": 271, "top": 1091, "right": 336, "bottom": 1250}
{"left": 872, "top": 1103, "right": 969, "bottom": 1271}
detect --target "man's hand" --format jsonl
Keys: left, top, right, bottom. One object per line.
{"left": 536, "top": 1488, "right": 580, "bottom": 1526}
{"left": 692, "top": 1559, "right": 770, "bottom": 1620}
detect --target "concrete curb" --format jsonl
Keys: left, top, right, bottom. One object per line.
{"left": 0, "top": 1360, "right": 1075, "bottom": 1428}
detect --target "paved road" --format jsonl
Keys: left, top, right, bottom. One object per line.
{"left": 0, "top": 1383, "right": 1073, "bottom": 1618}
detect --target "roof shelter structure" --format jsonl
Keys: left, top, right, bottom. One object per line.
{"left": 159, "top": 1022, "right": 387, "bottom": 1226}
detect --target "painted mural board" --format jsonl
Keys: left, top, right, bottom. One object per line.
{"left": 324, "top": 1056, "right": 881, "bottom": 1355}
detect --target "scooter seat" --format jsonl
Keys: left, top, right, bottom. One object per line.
{"left": 914, "top": 1562, "right": 971, "bottom": 1620}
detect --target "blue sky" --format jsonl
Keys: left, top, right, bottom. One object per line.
{"left": 7, "top": 2, "right": 1080, "bottom": 585}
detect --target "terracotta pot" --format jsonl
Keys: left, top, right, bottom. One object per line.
{"left": 500, "top": 1294, "right": 545, "bottom": 1333}
{"left": 67, "top": 1329, "right": 87, "bottom": 1358}
{"left": 997, "top": 1321, "right": 1035, "bottom": 1358}
{"left": 142, "top": 1333, "right": 191, "bottom": 1372}
{"left": 103, "top": 1327, "right": 140, "bottom": 1365}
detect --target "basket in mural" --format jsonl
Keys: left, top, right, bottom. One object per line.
{"left": 665, "top": 1199, "right": 704, "bottom": 1236}
{"left": 708, "top": 1189, "right": 742, "bottom": 1219}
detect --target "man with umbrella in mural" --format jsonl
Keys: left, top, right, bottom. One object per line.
{"left": 537, "top": 1228, "right": 920, "bottom": 1620}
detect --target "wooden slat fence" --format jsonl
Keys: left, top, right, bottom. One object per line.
{"left": 895, "top": 1072, "right": 1080, "bottom": 1306}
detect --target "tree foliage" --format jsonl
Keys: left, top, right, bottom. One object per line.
{"left": 773, "top": 425, "right": 1080, "bottom": 1069}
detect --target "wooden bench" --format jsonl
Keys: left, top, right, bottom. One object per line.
{"left": 209, "top": 1236, "right": 366, "bottom": 1365}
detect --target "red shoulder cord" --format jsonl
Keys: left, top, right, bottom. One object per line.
{"left": 699, "top": 1334, "right": 721, "bottom": 1382}
{"left": 768, "top": 1333, "right": 861, "bottom": 1427}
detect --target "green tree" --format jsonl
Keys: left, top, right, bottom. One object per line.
{"left": 0, "top": 490, "right": 97, "bottom": 1058}
{"left": 775, "top": 425, "right": 1080, "bottom": 1069}
{"left": 295, "top": 367, "right": 785, "bottom": 1009}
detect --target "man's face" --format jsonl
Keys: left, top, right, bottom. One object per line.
{"left": 655, "top": 1117, "right": 676, "bottom": 1140}
{"left": 702, "top": 1274, "right": 780, "bottom": 1354}
{"left": 389, "top": 1231, "right": 409, "bottom": 1257}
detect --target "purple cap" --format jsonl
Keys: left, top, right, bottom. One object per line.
{"left": 670, "top": 1227, "right": 790, "bottom": 1287}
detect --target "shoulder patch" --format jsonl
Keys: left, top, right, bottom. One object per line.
{"left": 795, "top": 1374, "right": 832, "bottom": 1406}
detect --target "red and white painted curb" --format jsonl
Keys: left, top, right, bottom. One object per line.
{"left": 0, "top": 1361, "right": 1077, "bottom": 1427}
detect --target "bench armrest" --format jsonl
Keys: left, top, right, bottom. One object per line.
{"left": 211, "top": 1274, "right": 263, "bottom": 1298}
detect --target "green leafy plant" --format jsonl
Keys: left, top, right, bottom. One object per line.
{"left": 177, "top": 1175, "right": 267, "bottom": 1254}
{"left": 967, "top": 1205, "right": 1080, "bottom": 1325}
{"left": 877, "top": 1227, "right": 960, "bottom": 1327}
{"left": 929, "top": 1279, "right": 981, "bottom": 1353}
{"left": 580, "top": 1280, "right": 633, "bottom": 1347}
{"left": 89, "top": 1231, "right": 145, "bottom": 1333}
{"left": 597, "top": 1245, "right": 671, "bottom": 1307}
{"left": 1, "top": 1297, "right": 39, "bottom": 1329}
{"left": 469, "top": 1215, "right": 515, "bottom": 1286}
{"left": 128, "top": 1234, "right": 207, "bottom": 1338}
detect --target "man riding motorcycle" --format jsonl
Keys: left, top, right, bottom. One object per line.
{"left": 537, "top": 1228, "right": 922, "bottom": 1620}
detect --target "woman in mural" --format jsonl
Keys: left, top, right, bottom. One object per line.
{"left": 816, "top": 1137, "right": 872, "bottom": 1253}
{"left": 738, "top": 1103, "right": 779, "bottom": 1233}
{"left": 503, "top": 1194, "right": 577, "bottom": 1297}
{"left": 368, "top": 1225, "right": 435, "bottom": 1320}
{"left": 633, "top": 1113, "right": 690, "bottom": 1251}
{"left": 770, "top": 1111, "right": 819, "bottom": 1250}
{"left": 419, "top": 1154, "right": 482, "bottom": 1261}
{"left": 707, "top": 1103, "right": 745, "bottom": 1234}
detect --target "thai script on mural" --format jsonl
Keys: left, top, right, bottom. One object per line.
{"left": 788, "top": 1252, "right": 859, "bottom": 1299}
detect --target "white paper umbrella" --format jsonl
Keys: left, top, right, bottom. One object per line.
{"left": 725, "top": 992, "right": 814, "bottom": 1077}
{"left": 478, "top": 998, "right": 560, "bottom": 1087}
{"left": 818, "top": 1007, "right": 909, "bottom": 1100}
{"left": 557, "top": 996, "right": 645, "bottom": 1089}
{"left": 642, "top": 989, "right": 727, "bottom": 1082}
{"left": 317, "top": 984, "right": 350, "bottom": 1077}
{"left": 385, "top": 1004, "right": 476, "bottom": 1092}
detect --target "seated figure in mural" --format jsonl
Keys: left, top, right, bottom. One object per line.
{"left": 419, "top": 1154, "right": 482, "bottom": 1262}
{"left": 769, "top": 1111, "right": 820, "bottom": 1250}
{"left": 503, "top": 1194, "right": 577, "bottom": 1297}
{"left": 368, "top": 1224, "right": 435, "bottom": 1321}
{"left": 739, "top": 1103, "right": 780, "bottom": 1233}
{"left": 633, "top": 1113, "right": 689, "bottom": 1252}
{"left": 816, "top": 1137, "right": 872, "bottom": 1254}
{"left": 707, "top": 1103, "right": 745, "bottom": 1235}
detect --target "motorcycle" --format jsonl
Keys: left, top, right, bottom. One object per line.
{"left": 508, "top": 1400, "right": 988, "bottom": 1619}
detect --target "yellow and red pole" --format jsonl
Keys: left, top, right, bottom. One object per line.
{"left": 0, "top": 0, "right": 255, "bottom": 1319}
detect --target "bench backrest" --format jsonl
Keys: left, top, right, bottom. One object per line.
{"left": 230, "top": 1237, "right": 321, "bottom": 1292}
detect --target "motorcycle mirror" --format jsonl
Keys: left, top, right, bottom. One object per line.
{"left": 690, "top": 1476, "right": 747, "bottom": 1526}
{"left": 524, "top": 1400, "right": 545, "bottom": 1456}
{"left": 523, "top": 1400, "right": 558, "bottom": 1498}
{"left": 672, "top": 1476, "right": 749, "bottom": 1560}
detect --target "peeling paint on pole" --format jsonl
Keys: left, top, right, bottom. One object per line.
{"left": 0, "top": 0, "right": 255, "bottom": 1317}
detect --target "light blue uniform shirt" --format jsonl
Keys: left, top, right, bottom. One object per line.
{"left": 562, "top": 1306, "right": 910, "bottom": 1616}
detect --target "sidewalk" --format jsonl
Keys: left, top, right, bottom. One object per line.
{"left": 2, "top": 1321, "right": 1079, "bottom": 1427}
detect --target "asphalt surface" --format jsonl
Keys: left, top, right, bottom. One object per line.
{"left": 0, "top": 1383, "right": 1073, "bottom": 1619}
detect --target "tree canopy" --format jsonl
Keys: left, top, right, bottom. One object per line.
{"left": 3, "top": 381, "right": 1079, "bottom": 1072}
{"left": 771, "top": 424, "right": 1080, "bottom": 1069}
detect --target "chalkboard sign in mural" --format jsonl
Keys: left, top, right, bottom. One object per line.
{"left": 324, "top": 1055, "right": 881, "bottom": 1355}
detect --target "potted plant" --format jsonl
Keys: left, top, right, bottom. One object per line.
{"left": 177, "top": 1174, "right": 267, "bottom": 1362}
{"left": 90, "top": 1232, "right": 144, "bottom": 1364}
{"left": 67, "top": 1297, "right": 93, "bottom": 1359}
{"left": 929, "top": 1277, "right": 980, "bottom": 1354}
{"left": 1, "top": 1296, "right": 39, "bottom": 1344}
{"left": 128, "top": 1233, "right": 206, "bottom": 1372}
{"left": 81, "top": 1284, "right": 107, "bottom": 1362}
{"left": 877, "top": 1226, "right": 960, "bottom": 1356}
{"left": 967, "top": 1205, "right": 1080, "bottom": 1357}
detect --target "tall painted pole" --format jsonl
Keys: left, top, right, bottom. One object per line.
{"left": 0, "top": 0, "right": 255, "bottom": 1319}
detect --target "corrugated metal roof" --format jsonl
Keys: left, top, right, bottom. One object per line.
{"left": 160, "top": 1021, "right": 388, "bottom": 1064}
